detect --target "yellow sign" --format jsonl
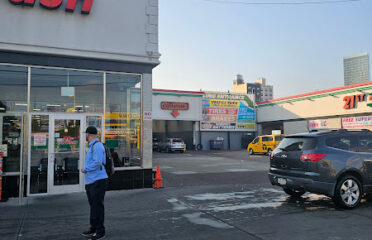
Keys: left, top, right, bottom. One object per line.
{"left": 105, "top": 112, "right": 140, "bottom": 119}
{"left": 209, "top": 100, "right": 240, "bottom": 108}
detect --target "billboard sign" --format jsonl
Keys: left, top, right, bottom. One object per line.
{"left": 342, "top": 116, "right": 372, "bottom": 129}
{"left": 308, "top": 120, "right": 329, "bottom": 131}
{"left": 201, "top": 92, "right": 255, "bottom": 131}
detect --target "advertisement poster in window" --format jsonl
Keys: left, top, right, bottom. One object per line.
{"left": 201, "top": 92, "right": 255, "bottom": 131}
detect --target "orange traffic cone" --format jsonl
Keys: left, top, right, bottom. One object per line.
{"left": 154, "top": 165, "right": 163, "bottom": 188}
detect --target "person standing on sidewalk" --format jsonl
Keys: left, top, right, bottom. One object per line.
{"left": 81, "top": 126, "right": 108, "bottom": 240}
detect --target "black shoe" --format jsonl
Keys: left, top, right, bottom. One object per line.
{"left": 90, "top": 232, "right": 105, "bottom": 240}
{"left": 81, "top": 229, "right": 95, "bottom": 237}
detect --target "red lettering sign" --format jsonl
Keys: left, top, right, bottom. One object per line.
{"left": 40, "top": 0, "right": 62, "bottom": 10}
{"left": 65, "top": 0, "right": 93, "bottom": 14}
{"left": 206, "top": 107, "right": 238, "bottom": 115}
{"left": 9, "top": 0, "right": 35, "bottom": 5}
{"left": 9, "top": 0, "right": 94, "bottom": 14}
{"left": 161, "top": 102, "right": 189, "bottom": 111}
{"left": 343, "top": 94, "right": 365, "bottom": 109}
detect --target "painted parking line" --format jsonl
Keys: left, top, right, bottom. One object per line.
{"left": 183, "top": 154, "right": 193, "bottom": 157}
{"left": 159, "top": 166, "right": 173, "bottom": 169}
{"left": 226, "top": 169, "right": 253, "bottom": 172}
{"left": 171, "top": 171, "right": 197, "bottom": 175}
{"left": 249, "top": 155, "right": 267, "bottom": 158}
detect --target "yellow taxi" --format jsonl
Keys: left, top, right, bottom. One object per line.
{"left": 247, "top": 134, "right": 285, "bottom": 155}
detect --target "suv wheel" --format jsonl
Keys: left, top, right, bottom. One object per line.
{"left": 249, "top": 149, "right": 254, "bottom": 155}
{"left": 283, "top": 187, "right": 305, "bottom": 197}
{"left": 333, "top": 175, "right": 362, "bottom": 209}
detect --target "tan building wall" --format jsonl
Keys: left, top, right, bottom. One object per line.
{"left": 257, "top": 84, "right": 372, "bottom": 123}
{"left": 233, "top": 83, "right": 248, "bottom": 94}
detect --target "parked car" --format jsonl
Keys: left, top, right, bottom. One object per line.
{"left": 153, "top": 138, "right": 159, "bottom": 152}
{"left": 247, "top": 134, "right": 285, "bottom": 155}
{"left": 159, "top": 138, "right": 185, "bottom": 153}
{"left": 268, "top": 129, "right": 372, "bottom": 209}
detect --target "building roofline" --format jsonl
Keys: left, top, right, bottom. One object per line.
{"left": 343, "top": 52, "right": 369, "bottom": 59}
{"left": 152, "top": 88, "right": 204, "bottom": 95}
{"left": 257, "top": 81, "right": 372, "bottom": 105}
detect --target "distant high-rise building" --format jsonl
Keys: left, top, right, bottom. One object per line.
{"left": 256, "top": 77, "right": 273, "bottom": 102}
{"left": 232, "top": 75, "right": 273, "bottom": 102}
{"left": 344, "top": 52, "right": 370, "bottom": 86}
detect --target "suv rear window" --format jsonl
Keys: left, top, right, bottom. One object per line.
{"left": 277, "top": 137, "right": 317, "bottom": 152}
{"left": 172, "top": 139, "right": 183, "bottom": 143}
{"left": 275, "top": 136, "right": 284, "bottom": 141}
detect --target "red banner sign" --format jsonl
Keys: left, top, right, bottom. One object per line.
{"left": 9, "top": 0, "right": 94, "bottom": 14}
{"left": 206, "top": 107, "right": 238, "bottom": 115}
{"left": 161, "top": 102, "right": 189, "bottom": 111}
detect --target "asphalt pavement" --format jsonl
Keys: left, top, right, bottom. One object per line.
{"left": 2, "top": 150, "right": 372, "bottom": 240}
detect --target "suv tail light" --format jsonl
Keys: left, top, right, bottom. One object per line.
{"left": 170, "top": 140, "right": 174, "bottom": 144}
{"left": 300, "top": 153, "right": 326, "bottom": 162}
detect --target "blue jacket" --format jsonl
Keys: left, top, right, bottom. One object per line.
{"left": 84, "top": 138, "right": 108, "bottom": 185}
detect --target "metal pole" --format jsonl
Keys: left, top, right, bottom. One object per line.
{"left": 0, "top": 152, "right": 3, "bottom": 201}
{"left": 103, "top": 72, "right": 106, "bottom": 143}
{"left": 19, "top": 66, "right": 31, "bottom": 204}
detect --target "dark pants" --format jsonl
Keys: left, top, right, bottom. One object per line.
{"left": 85, "top": 179, "right": 107, "bottom": 234}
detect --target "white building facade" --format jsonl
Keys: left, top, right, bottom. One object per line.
{"left": 0, "top": 0, "right": 159, "bottom": 199}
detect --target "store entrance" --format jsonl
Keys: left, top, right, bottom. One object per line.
{"left": 28, "top": 113, "right": 102, "bottom": 195}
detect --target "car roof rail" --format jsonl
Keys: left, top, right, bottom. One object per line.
{"left": 337, "top": 129, "right": 348, "bottom": 132}
{"left": 361, "top": 129, "right": 372, "bottom": 132}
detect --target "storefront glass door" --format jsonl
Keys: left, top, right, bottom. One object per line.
{"left": 28, "top": 113, "right": 103, "bottom": 195}
{"left": 49, "top": 115, "right": 83, "bottom": 194}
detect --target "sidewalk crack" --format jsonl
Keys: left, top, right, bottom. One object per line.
{"left": 16, "top": 198, "right": 29, "bottom": 240}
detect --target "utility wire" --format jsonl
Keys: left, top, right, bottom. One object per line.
{"left": 202, "top": 0, "right": 360, "bottom": 5}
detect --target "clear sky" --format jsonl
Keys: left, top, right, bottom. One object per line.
{"left": 152, "top": 0, "right": 372, "bottom": 98}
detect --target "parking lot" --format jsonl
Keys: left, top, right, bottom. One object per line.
{"left": 153, "top": 150, "right": 372, "bottom": 240}
{"left": 2, "top": 150, "right": 372, "bottom": 239}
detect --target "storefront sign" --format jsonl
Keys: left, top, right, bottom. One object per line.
{"left": 9, "top": 0, "right": 94, "bottom": 14}
{"left": 343, "top": 94, "right": 366, "bottom": 109}
{"left": 161, "top": 102, "right": 189, "bottom": 111}
{"left": 201, "top": 93, "right": 255, "bottom": 131}
{"left": 160, "top": 102, "right": 189, "bottom": 118}
{"left": 308, "top": 120, "right": 329, "bottom": 130}
{"left": 342, "top": 116, "right": 372, "bottom": 129}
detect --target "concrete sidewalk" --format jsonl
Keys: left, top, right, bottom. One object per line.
{"left": 0, "top": 185, "right": 259, "bottom": 240}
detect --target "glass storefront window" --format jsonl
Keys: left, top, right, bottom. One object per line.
{"left": 30, "top": 68, "right": 103, "bottom": 113}
{"left": 30, "top": 115, "right": 49, "bottom": 194}
{"left": 0, "top": 65, "right": 28, "bottom": 173}
{"left": 105, "top": 73, "right": 142, "bottom": 168}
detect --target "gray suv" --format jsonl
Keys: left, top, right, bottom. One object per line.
{"left": 269, "top": 129, "right": 372, "bottom": 208}
{"left": 159, "top": 138, "right": 185, "bottom": 153}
